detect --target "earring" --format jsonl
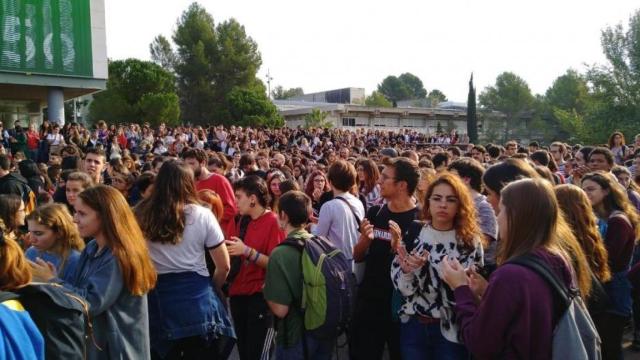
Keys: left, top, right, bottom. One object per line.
{"left": 250, "top": 202, "right": 256, "bottom": 208}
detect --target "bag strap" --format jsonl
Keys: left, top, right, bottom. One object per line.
{"left": 335, "top": 196, "right": 362, "bottom": 229}
{"left": 507, "top": 254, "right": 571, "bottom": 310}
{"left": 237, "top": 215, "right": 252, "bottom": 240}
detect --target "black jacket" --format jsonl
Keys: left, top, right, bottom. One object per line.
{"left": 0, "top": 172, "right": 32, "bottom": 197}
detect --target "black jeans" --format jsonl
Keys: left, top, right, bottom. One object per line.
{"left": 151, "top": 336, "right": 225, "bottom": 360}
{"left": 230, "top": 293, "right": 275, "bottom": 360}
{"left": 349, "top": 297, "right": 401, "bottom": 360}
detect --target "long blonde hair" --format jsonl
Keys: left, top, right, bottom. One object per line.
{"left": 26, "top": 204, "right": 85, "bottom": 274}
{"left": 78, "top": 186, "right": 157, "bottom": 296}
{"left": 0, "top": 220, "right": 31, "bottom": 290}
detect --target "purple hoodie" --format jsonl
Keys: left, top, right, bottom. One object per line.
{"left": 453, "top": 249, "right": 573, "bottom": 359}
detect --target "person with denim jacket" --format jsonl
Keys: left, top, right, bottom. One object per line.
{"left": 31, "top": 185, "right": 157, "bottom": 360}
{"left": 135, "top": 160, "right": 234, "bottom": 359}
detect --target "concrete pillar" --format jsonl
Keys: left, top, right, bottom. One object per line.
{"left": 47, "top": 87, "right": 65, "bottom": 126}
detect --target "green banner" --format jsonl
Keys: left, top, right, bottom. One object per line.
{"left": 0, "top": 0, "right": 93, "bottom": 77}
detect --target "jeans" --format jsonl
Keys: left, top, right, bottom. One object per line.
{"left": 400, "top": 317, "right": 468, "bottom": 360}
{"left": 275, "top": 334, "right": 334, "bottom": 360}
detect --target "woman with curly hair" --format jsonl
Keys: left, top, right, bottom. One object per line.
{"left": 391, "top": 173, "right": 484, "bottom": 358}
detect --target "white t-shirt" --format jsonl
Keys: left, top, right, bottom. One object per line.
{"left": 147, "top": 204, "right": 224, "bottom": 277}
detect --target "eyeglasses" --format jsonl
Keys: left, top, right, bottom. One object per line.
{"left": 313, "top": 178, "right": 325, "bottom": 183}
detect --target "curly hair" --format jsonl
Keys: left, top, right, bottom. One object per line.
{"left": 422, "top": 172, "right": 482, "bottom": 249}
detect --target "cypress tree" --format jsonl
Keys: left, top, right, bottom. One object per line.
{"left": 467, "top": 73, "right": 478, "bottom": 144}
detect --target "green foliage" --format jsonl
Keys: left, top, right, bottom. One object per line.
{"left": 150, "top": 35, "right": 177, "bottom": 72}
{"left": 170, "top": 3, "right": 263, "bottom": 125}
{"left": 271, "top": 86, "right": 304, "bottom": 100}
{"left": 139, "top": 93, "right": 181, "bottom": 126}
{"left": 479, "top": 72, "right": 534, "bottom": 141}
{"left": 364, "top": 91, "right": 392, "bottom": 107}
{"left": 466, "top": 74, "right": 478, "bottom": 144}
{"left": 377, "top": 72, "right": 427, "bottom": 105}
{"left": 304, "top": 108, "right": 333, "bottom": 129}
{"left": 88, "top": 59, "right": 179, "bottom": 125}
{"left": 427, "top": 89, "right": 447, "bottom": 106}
{"left": 398, "top": 73, "right": 427, "bottom": 99}
{"left": 227, "top": 87, "right": 283, "bottom": 128}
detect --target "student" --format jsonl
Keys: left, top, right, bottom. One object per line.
{"left": 555, "top": 184, "right": 612, "bottom": 318}
{"left": 448, "top": 158, "right": 498, "bottom": 274}
{"left": 135, "top": 161, "right": 234, "bottom": 359}
{"left": 226, "top": 175, "right": 285, "bottom": 360}
{"left": 25, "top": 204, "right": 84, "bottom": 282}
{"left": 582, "top": 171, "right": 640, "bottom": 359}
{"left": 481, "top": 158, "right": 539, "bottom": 213}
{"left": 391, "top": 173, "right": 484, "bottom": 359}
{"left": 65, "top": 171, "right": 94, "bottom": 211}
{"left": 313, "top": 160, "right": 365, "bottom": 275}
{"left": 31, "top": 185, "right": 157, "bottom": 359}
{"left": 303, "top": 170, "right": 330, "bottom": 218}
{"left": 0, "top": 229, "right": 45, "bottom": 359}
{"left": 0, "top": 194, "right": 26, "bottom": 245}
{"left": 441, "top": 178, "right": 592, "bottom": 359}
{"left": 356, "top": 158, "right": 381, "bottom": 211}
{"left": 350, "top": 158, "right": 420, "bottom": 360}
{"left": 82, "top": 148, "right": 106, "bottom": 185}
{"left": 263, "top": 191, "right": 335, "bottom": 359}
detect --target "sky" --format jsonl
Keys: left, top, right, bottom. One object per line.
{"left": 105, "top": 0, "right": 639, "bottom": 102}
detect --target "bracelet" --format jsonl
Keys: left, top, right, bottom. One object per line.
{"left": 252, "top": 251, "right": 261, "bottom": 263}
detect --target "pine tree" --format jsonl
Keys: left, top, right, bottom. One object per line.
{"left": 467, "top": 73, "right": 479, "bottom": 144}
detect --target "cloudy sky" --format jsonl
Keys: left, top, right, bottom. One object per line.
{"left": 105, "top": 0, "right": 639, "bottom": 102}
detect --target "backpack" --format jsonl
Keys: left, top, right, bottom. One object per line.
{"left": 508, "top": 254, "right": 602, "bottom": 360}
{"left": 280, "top": 235, "right": 357, "bottom": 340}
{"left": 14, "top": 283, "right": 91, "bottom": 360}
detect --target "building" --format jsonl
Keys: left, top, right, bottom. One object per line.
{"left": 289, "top": 87, "right": 365, "bottom": 105}
{"left": 0, "top": 0, "right": 107, "bottom": 126}
{"left": 274, "top": 99, "right": 468, "bottom": 135}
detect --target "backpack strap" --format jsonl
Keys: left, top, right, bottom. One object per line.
{"left": 335, "top": 196, "right": 362, "bottom": 230}
{"left": 236, "top": 215, "right": 252, "bottom": 240}
{"left": 507, "top": 254, "right": 572, "bottom": 316}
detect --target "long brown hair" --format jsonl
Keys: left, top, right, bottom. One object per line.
{"left": 356, "top": 158, "right": 380, "bottom": 194}
{"left": 555, "top": 184, "right": 611, "bottom": 283}
{"left": 499, "top": 179, "right": 591, "bottom": 297}
{"left": 135, "top": 160, "right": 200, "bottom": 244}
{"left": 582, "top": 171, "right": 640, "bottom": 239}
{"left": 26, "top": 204, "right": 85, "bottom": 274}
{"left": 78, "top": 186, "right": 156, "bottom": 296}
{"left": 422, "top": 173, "right": 481, "bottom": 248}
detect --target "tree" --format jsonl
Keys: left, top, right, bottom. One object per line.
{"left": 271, "top": 86, "right": 304, "bottom": 100}
{"left": 545, "top": 70, "right": 589, "bottom": 113}
{"left": 398, "top": 73, "right": 427, "bottom": 99}
{"left": 150, "top": 35, "right": 177, "bottom": 72}
{"left": 172, "top": 3, "right": 263, "bottom": 125}
{"left": 304, "top": 108, "right": 333, "bottom": 129}
{"left": 479, "top": 72, "right": 535, "bottom": 141}
{"left": 88, "top": 59, "right": 180, "bottom": 125}
{"left": 427, "top": 89, "right": 447, "bottom": 106}
{"left": 582, "top": 9, "right": 640, "bottom": 142}
{"left": 466, "top": 74, "right": 478, "bottom": 144}
{"left": 377, "top": 73, "right": 428, "bottom": 105}
{"left": 377, "top": 76, "right": 411, "bottom": 106}
{"left": 364, "top": 91, "right": 392, "bottom": 107}
{"left": 227, "top": 86, "right": 283, "bottom": 128}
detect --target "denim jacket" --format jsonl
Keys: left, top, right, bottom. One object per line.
{"left": 148, "top": 271, "right": 236, "bottom": 357}
{"left": 58, "top": 240, "right": 151, "bottom": 360}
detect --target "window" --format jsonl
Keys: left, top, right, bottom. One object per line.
{"left": 342, "top": 117, "right": 355, "bottom": 126}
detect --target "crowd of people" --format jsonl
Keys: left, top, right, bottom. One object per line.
{"left": 1, "top": 119, "right": 640, "bottom": 359}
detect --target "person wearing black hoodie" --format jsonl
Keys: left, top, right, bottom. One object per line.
{"left": 0, "top": 155, "right": 33, "bottom": 197}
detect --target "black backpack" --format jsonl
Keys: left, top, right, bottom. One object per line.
{"left": 15, "top": 283, "right": 91, "bottom": 360}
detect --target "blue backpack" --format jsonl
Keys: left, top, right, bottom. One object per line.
{"left": 281, "top": 235, "right": 357, "bottom": 340}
